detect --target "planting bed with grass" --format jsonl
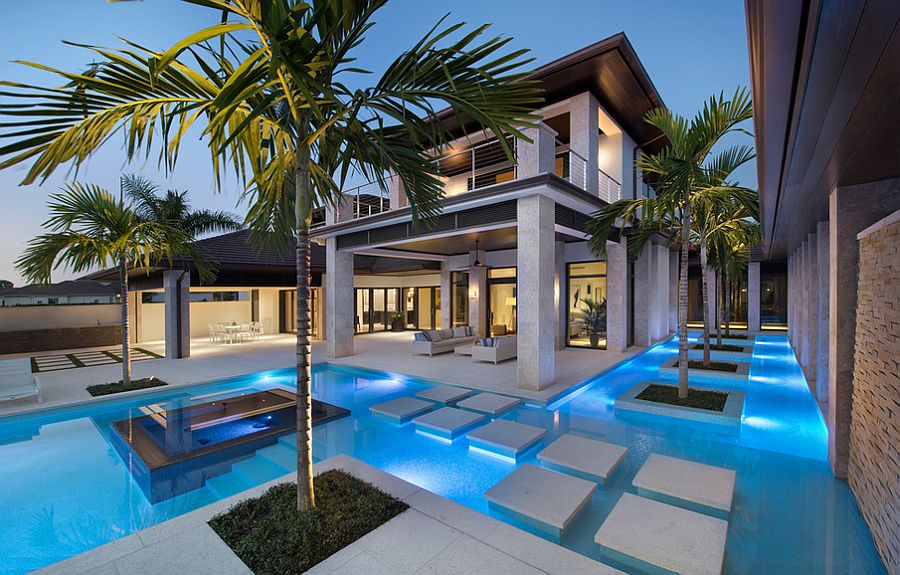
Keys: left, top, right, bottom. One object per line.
{"left": 86, "top": 377, "right": 167, "bottom": 396}
{"left": 673, "top": 360, "right": 740, "bottom": 373}
{"left": 210, "top": 470, "right": 409, "bottom": 575}
{"left": 691, "top": 343, "right": 746, "bottom": 352}
{"left": 635, "top": 384, "right": 729, "bottom": 412}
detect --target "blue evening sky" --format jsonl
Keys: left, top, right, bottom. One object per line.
{"left": 0, "top": 0, "right": 753, "bottom": 284}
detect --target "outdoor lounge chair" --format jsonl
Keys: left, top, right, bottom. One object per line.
{"left": 412, "top": 326, "right": 477, "bottom": 356}
{"left": 0, "top": 358, "right": 42, "bottom": 403}
{"left": 471, "top": 336, "right": 517, "bottom": 364}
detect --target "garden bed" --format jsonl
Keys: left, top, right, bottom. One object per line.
{"left": 86, "top": 377, "right": 167, "bottom": 396}
{"left": 690, "top": 343, "right": 745, "bottom": 353}
{"left": 673, "top": 360, "right": 739, "bottom": 373}
{"left": 635, "top": 384, "right": 728, "bottom": 412}
{"left": 209, "top": 470, "right": 409, "bottom": 575}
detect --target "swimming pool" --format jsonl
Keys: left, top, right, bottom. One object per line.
{"left": 0, "top": 334, "right": 886, "bottom": 574}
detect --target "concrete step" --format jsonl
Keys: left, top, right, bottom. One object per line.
{"left": 205, "top": 471, "right": 252, "bottom": 500}
{"left": 278, "top": 433, "right": 298, "bottom": 448}
{"left": 257, "top": 442, "right": 297, "bottom": 471}
{"left": 232, "top": 456, "right": 287, "bottom": 485}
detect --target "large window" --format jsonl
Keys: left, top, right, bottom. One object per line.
{"left": 760, "top": 262, "right": 788, "bottom": 329}
{"left": 566, "top": 261, "right": 607, "bottom": 349}
{"left": 357, "top": 286, "right": 438, "bottom": 333}
{"left": 141, "top": 291, "right": 249, "bottom": 304}
{"left": 451, "top": 271, "right": 469, "bottom": 327}
{"left": 487, "top": 267, "right": 516, "bottom": 335}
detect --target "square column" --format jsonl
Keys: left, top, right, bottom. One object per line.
{"left": 389, "top": 173, "right": 407, "bottom": 210}
{"left": 828, "top": 179, "right": 900, "bottom": 477}
{"left": 163, "top": 270, "right": 190, "bottom": 359}
{"left": 705, "top": 268, "right": 718, "bottom": 334}
{"left": 669, "top": 250, "right": 679, "bottom": 333}
{"left": 439, "top": 261, "right": 451, "bottom": 329}
{"left": 516, "top": 194, "right": 556, "bottom": 391}
{"left": 747, "top": 262, "right": 761, "bottom": 332}
{"left": 806, "top": 232, "right": 818, "bottom": 389}
{"left": 800, "top": 239, "right": 810, "bottom": 370}
{"left": 468, "top": 264, "right": 487, "bottom": 337}
{"left": 517, "top": 122, "right": 557, "bottom": 178}
{"left": 816, "top": 222, "right": 830, "bottom": 406}
{"left": 325, "top": 239, "right": 354, "bottom": 358}
{"left": 606, "top": 235, "right": 628, "bottom": 352}
{"left": 787, "top": 254, "right": 794, "bottom": 344}
{"left": 633, "top": 247, "right": 652, "bottom": 347}
{"left": 325, "top": 195, "right": 353, "bottom": 226}
{"left": 569, "top": 92, "right": 600, "bottom": 195}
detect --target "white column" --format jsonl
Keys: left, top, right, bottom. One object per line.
{"left": 325, "top": 195, "right": 353, "bottom": 225}
{"left": 806, "top": 232, "right": 818, "bottom": 388}
{"left": 800, "top": 239, "right": 809, "bottom": 370}
{"left": 163, "top": 269, "right": 190, "bottom": 359}
{"left": 517, "top": 122, "right": 557, "bottom": 178}
{"left": 318, "top": 274, "right": 327, "bottom": 341}
{"left": 389, "top": 172, "right": 407, "bottom": 210}
{"left": 748, "top": 261, "right": 761, "bottom": 332}
{"left": 468, "top": 264, "right": 487, "bottom": 337}
{"left": 326, "top": 239, "right": 354, "bottom": 358}
{"left": 669, "top": 249, "right": 679, "bottom": 332}
{"left": 633, "top": 247, "right": 652, "bottom": 347}
{"left": 439, "top": 261, "right": 451, "bottom": 329}
{"left": 606, "top": 235, "right": 628, "bottom": 352}
{"left": 816, "top": 221, "right": 830, "bottom": 406}
{"left": 516, "top": 194, "right": 556, "bottom": 390}
{"left": 569, "top": 92, "right": 600, "bottom": 195}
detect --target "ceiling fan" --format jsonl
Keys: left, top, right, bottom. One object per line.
{"left": 472, "top": 238, "right": 488, "bottom": 268}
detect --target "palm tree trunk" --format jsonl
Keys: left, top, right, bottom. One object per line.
{"left": 700, "top": 238, "right": 711, "bottom": 366}
{"left": 724, "top": 276, "right": 732, "bottom": 337}
{"left": 119, "top": 257, "right": 131, "bottom": 386}
{"left": 716, "top": 268, "right": 723, "bottom": 346}
{"left": 678, "top": 203, "right": 690, "bottom": 399}
{"left": 295, "top": 140, "right": 316, "bottom": 513}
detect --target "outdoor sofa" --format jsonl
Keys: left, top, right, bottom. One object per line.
{"left": 412, "top": 327, "right": 478, "bottom": 356}
{"left": 471, "top": 336, "right": 517, "bottom": 364}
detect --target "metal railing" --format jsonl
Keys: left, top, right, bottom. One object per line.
{"left": 598, "top": 168, "right": 621, "bottom": 203}
{"left": 434, "top": 136, "right": 517, "bottom": 195}
{"left": 347, "top": 180, "right": 391, "bottom": 220}
{"left": 555, "top": 141, "right": 589, "bottom": 191}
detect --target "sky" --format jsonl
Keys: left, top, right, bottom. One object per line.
{"left": 0, "top": 0, "right": 754, "bottom": 285}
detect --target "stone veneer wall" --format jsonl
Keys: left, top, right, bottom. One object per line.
{"left": 0, "top": 325, "right": 122, "bottom": 355}
{"left": 849, "top": 215, "right": 900, "bottom": 575}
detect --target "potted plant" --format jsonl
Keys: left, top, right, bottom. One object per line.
{"left": 580, "top": 297, "right": 607, "bottom": 348}
{"left": 388, "top": 311, "right": 404, "bottom": 332}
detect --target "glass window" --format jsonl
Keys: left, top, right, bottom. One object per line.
{"left": 451, "top": 271, "right": 469, "bottom": 327}
{"left": 488, "top": 267, "right": 516, "bottom": 279}
{"left": 566, "top": 261, "right": 607, "bottom": 349}
{"left": 487, "top": 267, "right": 517, "bottom": 336}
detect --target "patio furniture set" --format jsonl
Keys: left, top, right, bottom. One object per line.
{"left": 208, "top": 322, "right": 264, "bottom": 345}
{"left": 412, "top": 327, "right": 517, "bottom": 364}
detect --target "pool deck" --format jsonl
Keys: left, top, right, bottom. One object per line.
{"left": 34, "top": 454, "right": 624, "bottom": 575}
{"left": 0, "top": 332, "right": 650, "bottom": 417}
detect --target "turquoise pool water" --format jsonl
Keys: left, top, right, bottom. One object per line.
{"left": 0, "top": 334, "right": 886, "bottom": 574}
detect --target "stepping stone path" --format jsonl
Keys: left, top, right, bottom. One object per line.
{"left": 466, "top": 419, "right": 546, "bottom": 459}
{"left": 537, "top": 434, "right": 628, "bottom": 484}
{"left": 632, "top": 453, "right": 736, "bottom": 518}
{"left": 415, "top": 385, "right": 473, "bottom": 405}
{"left": 369, "top": 397, "right": 434, "bottom": 423}
{"left": 485, "top": 464, "right": 596, "bottom": 537}
{"left": 412, "top": 407, "right": 486, "bottom": 439}
{"left": 595, "top": 493, "right": 728, "bottom": 575}
{"left": 456, "top": 392, "right": 521, "bottom": 416}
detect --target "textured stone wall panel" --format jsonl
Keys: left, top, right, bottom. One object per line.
{"left": 850, "top": 218, "right": 900, "bottom": 575}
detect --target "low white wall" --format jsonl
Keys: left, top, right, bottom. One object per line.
{"left": 0, "top": 304, "right": 121, "bottom": 332}
{"left": 190, "top": 301, "right": 252, "bottom": 338}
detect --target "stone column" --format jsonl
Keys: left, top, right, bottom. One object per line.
{"left": 569, "top": 92, "right": 600, "bottom": 195}
{"left": 439, "top": 261, "right": 451, "bottom": 329}
{"left": 517, "top": 122, "right": 557, "bottom": 178}
{"left": 326, "top": 239, "right": 354, "bottom": 358}
{"left": 705, "top": 267, "right": 718, "bottom": 335}
{"left": 787, "top": 254, "right": 794, "bottom": 344}
{"left": 748, "top": 261, "right": 761, "bottom": 332}
{"left": 827, "top": 178, "right": 900, "bottom": 477}
{"left": 606, "top": 235, "right": 628, "bottom": 352}
{"left": 163, "top": 270, "right": 190, "bottom": 359}
{"left": 669, "top": 250, "right": 679, "bottom": 333}
{"left": 800, "top": 239, "right": 810, "bottom": 371}
{"left": 633, "top": 247, "right": 652, "bottom": 347}
{"left": 516, "top": 194, "right": 556, "bottom": 391}
{"left": 816, "top": 222, "right": 830, "bottom": 406}
{"left": 388, "top": 173, "right": 407, "bottom": 210}
{"left": 325, "top": 195, "right": 353, "bottom": 225}
{"left": 806, "top": 232, "right": 818, "bottom": 389}
{"left": 318, "top": 274, "right": 327, "bottom": 341}
{"left": 555, "top": 241, "right": 567, "bottom": 350}
{"left": 468, "top": 264, "right": 487, "bottom": 337}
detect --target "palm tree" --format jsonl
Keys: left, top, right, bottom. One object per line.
{"left": 15, "top": 183, "right": 209, "bottom": 386}
{"left": 632, "top": 90, "right": 753, "bottom": 398}
{"left": 121, "top": 175, "right": 241, "bottom": 237}
{"left": 0, "top": 0, "right": 540, "bottom": 511}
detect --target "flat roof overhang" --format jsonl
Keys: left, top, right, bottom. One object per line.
{"left": 747, "top": 0, "right": 900, "bottom": 259}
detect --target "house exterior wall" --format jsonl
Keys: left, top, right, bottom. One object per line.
{"left": 849, "top": 211, "right": 900, "bottom": 575}
{"left": 0, "top": 303, "right": 121, "bottom": 331}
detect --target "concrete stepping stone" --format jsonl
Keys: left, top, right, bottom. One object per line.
{"left": 456, "top": 393, "right": 521, "bottom": 416}
{"left": 485, "top": 464, "right": 596, "bottom": 537}
{"left": 595, "top": 493, "right": 728, "bottom": 575}
{"left": 466, "top": 419, "right": 546, "bottom": 459}
{"left": 412, "top": 406, "right": 486, "bottom": 439}
{"left": 537, "top": 434, "right": 628, "bottom": 484}
{"left": 632, "top": 453, "right": 736, "bottom": 518}
{"left": 369, "top": 397, "right": 435, "bottom": 423}
{"left": 415, "top": 385, "right": 474, "bottom": 405}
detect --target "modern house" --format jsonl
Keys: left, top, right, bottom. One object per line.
{"left": 0, "top": 280, "right": 118, "bottom": 306}
{"left": 746, "top": 0, "right": 900, "bottom": 572}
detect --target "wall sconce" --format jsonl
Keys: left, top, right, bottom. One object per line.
{"left": 469, "top": 286, "right": 479, "bottom": 300}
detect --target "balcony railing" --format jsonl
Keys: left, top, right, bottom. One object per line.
{"left": 435, "top": 136, "right": 517, "bottom": 195}
{"left": 555, "top": 142, "right": 589, "bottom": 191}
{"left": 347, "top": 180, "right": 390, "bottom": 219}
{"left": 598, "top": 168, "right": 621, "bottom": 204}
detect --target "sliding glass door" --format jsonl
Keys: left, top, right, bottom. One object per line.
{"left": 487, "top": 267, "right": 516, "bottom": 336}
